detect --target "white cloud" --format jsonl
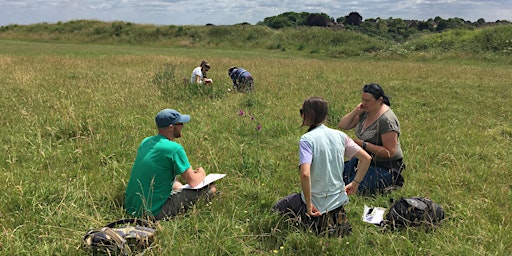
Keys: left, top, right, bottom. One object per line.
{"left": 0, "top": 0, "right": 510, "bottom": 26}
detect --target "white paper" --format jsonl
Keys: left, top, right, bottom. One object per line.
{"left": 181, "top": 173, "right": 226, "bottom": 189}
{"left": 362, "top": 205, "right": 386, "bottom": 224}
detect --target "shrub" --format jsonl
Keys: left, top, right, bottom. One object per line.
{"left": 474, "top": 25, "right": 512, "bottom": 53}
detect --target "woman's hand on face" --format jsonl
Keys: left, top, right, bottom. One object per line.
{"left": 354, "top": 103, "right": 365, "bottom": 115}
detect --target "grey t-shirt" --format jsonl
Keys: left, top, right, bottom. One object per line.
{"left": 355, "top": 108, "right": 403, "bottom": 167}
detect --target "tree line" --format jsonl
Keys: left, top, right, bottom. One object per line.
{"left": 257, "top": 11, "right": 511, "bottom": 42}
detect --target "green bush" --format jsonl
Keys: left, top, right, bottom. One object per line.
{"left": 474, "top": 25, "right": 512, "bottom": 53}
{"left": 401, "top": 25, "right": 512, "bottom": 56}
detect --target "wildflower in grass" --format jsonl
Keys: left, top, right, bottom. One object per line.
{"left": 237, "top": 109, "right": 262, "bottom": 131}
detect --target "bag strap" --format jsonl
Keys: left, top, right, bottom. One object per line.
{"left": 102, "top": 227, "right": 132, "bottom": 255}
{"left": 405, "top": 198, "right": 428, "bottom": 210}
{"left": 106, "top": 218, "right": 155, "bottom": 229}
{"left": 236, "top": 70, "right": 247, "bottom": 81}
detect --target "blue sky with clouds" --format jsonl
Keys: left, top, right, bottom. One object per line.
{"left": 0, "top": 0, "right": 510, "bottom": 26}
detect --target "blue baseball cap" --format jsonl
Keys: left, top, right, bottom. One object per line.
{"left": 155, "top": 109, "right": 191, "bottom": 128}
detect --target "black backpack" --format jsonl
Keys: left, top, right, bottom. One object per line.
{"left": 382, "top": 197, "right": 445, "bottom": 229}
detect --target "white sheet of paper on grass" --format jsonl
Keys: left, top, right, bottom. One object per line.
{"left": 362, "top": 205, "right": 387, "bottom": 224}
{"left": 181, "top": 173, "right": 226, "bottom": 189}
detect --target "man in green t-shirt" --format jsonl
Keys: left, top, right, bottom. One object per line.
{"left": 125, "top": 108, "right": 216, "bottom": 220}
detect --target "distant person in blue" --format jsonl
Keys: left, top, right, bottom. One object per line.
{"left": 228, "top": 66, "right": 253, "bottom": 92}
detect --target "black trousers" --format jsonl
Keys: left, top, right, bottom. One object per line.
{"left": 155, "top": 184, "right": 213, "bottom": 220}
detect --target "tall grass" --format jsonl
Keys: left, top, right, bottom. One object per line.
{"left": 0, "top": 40, "right": 511, "bottom": 255}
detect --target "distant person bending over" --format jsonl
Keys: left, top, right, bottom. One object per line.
{"left": 338, "top": 83, "right": 405, "bottom": 195}
{"left": 272, "top": 96, "right": 371, "bottom": 237}
{"left": 190, "top": 60, "right": 212, "bottom": 85}
{"left": 125, "top": 108, "right": 217, "bottom": 221}
{"left": 228, "top": 66, "right": 253, "bottom": 92}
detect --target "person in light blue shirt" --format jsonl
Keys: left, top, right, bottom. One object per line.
{"left": 272, "top": 96, "right": 371, "bottom": 237}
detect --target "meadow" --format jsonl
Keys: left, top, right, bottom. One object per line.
{"left": 0, "top": 38, "right": 511, "bottom": 255}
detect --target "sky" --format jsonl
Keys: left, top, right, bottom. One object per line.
{"left": 0, "top": 0, "right": 511, "bottom": 26}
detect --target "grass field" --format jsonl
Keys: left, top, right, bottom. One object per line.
{"left": 0, "top": 39, "right": 511, "bottom": 255}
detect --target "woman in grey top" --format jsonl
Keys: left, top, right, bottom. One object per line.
{"left": 338, "top": 83, "right": 405, "bottom": 195}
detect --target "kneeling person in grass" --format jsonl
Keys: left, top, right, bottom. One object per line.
{"left": 272, "top": 96, "right": 371, "bottom": 237}
{"left": 125, "top": 108, "right": 216, "bottom": 221}
{"left": 228, "top": 66, "right": 253, "bottom": 92}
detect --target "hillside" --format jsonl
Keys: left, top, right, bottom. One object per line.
{"left": 1, "top": 20, "right": 511, "bottom": 59}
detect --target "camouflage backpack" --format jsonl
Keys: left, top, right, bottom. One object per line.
{"left": 82, "top": 219, "right": 156, "bottom": 255}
